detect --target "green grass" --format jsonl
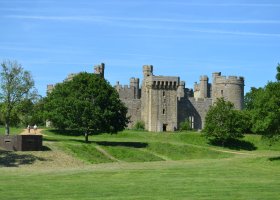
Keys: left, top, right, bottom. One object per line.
{"left": 102, "top": 145, "right": 163, "bottom": 162}
{"left": 0, "top": 126, "right": 24, "bottom": 135}
{"left": 147, "top": 142, "right": 232, "bottom": 160}
{"left": 0, "top": 129, "right": 279, "bottom": 199}
{"left": 0, "top": 156, "right": 279, "bottom": 200}
{"left": 62, "top": 143, "right": 114, "bottom": 164}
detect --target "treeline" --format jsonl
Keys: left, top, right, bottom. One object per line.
{"left": 0, "top": 98, "right": 45, "bottom": 127}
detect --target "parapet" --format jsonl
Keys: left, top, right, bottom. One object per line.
{"left": 130, "top": 77, "right": 140, "bottom": 84}
{"left": 215, "top": 75, "right": 245, "bottom": 85}
{"left": 179, "top": 81, "right": 185, "bottom": 87}
{"left": 200, "top": 75, "right": 209, "bottom": 81}
{"left": 64, "top": 73, "right": 77, "bottom": 82}
{"left": 145, "top": 76, "right": 179, "bottom": 89}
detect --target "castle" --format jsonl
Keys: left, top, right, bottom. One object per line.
{"left": 114, "top": 65, "right": 244, "bottom": 132}
{"left": 47, "top": 63, "right": 245, "bottom": 132}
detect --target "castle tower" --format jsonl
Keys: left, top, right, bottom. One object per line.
{"left": 177, "top": 81, "right": 185, "bottom": 99}
{"left": 130, "top": 77, "right": 140, "bottom": 99}
{"left": 143, "top": 65, "right": 153, "bottom": 78}
{"left": 141, "top": 72, "right": 180, "bottom": 132}
{"left": 94, "top": 63, "right": 105, "bottom": 78}
{"left": 199, "top": 75, "right": 209, "bottom": 98}
{"left": 47, "top": 84, "right": 54, "bottom": 94}
{"left": 212, "top": 73, "right": 244, "bottom": 110}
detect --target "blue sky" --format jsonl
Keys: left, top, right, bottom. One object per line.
{"left": 0, "top": 0, "right": 280, "bottom": 96}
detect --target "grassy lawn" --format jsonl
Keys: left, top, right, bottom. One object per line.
{"left": 0, "top": 129, "right": 279, "bottom": 199}
{"left": 0, "top": 126, "right": 24, "bottom": 135}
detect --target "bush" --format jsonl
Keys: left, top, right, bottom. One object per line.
{"left": 179, "top": 119, "right": 192, "bottom": 131}
{"left": 133, "top": 120, "right": 145, "bottom": 130}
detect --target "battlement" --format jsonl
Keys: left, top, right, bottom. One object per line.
{"left": 215, "top": 75, "right": 244, "bottom": 85}
{"left": 145, "top": 76, "right": 179, "bottom": 89}
{"left": 200, "top": 75, "right": 209, "bottom": 81}
{"left": 179, "top": 81, "right": 185, "bottom": 86}
{"left": 64, "top": 73, "right": 77, "bottom": 82}
{"left": 115, "top": 84, "right": 132, "bottom": 90}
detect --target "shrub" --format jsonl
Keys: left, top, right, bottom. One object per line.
{"left": 133, "top": 120, "right": 145, "bottom": 130}
{"left": 179, "top": 119, "right": 192, "bottom": 131}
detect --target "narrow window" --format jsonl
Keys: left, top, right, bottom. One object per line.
{"left": 221, "top": 90, "right": 224, "bottom": 96}
{"left": 163, "top": 109, "right": 165, "bottom": 114}
{"left": 163, "top": 91, "right": 165, "bottom": 96}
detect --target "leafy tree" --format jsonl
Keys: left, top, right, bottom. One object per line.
{"left": 203, "top": 98, "right": 245, "bottom": 144}
{"left": 0, "top": 60, "right": 35, "bottom": 135}
{"left": 17, "top": 97, "right": 46, "bottom": 126}
{"left": 45, "top": 72, "right": 129, "bottom": 142}
{"left": 249, "top": 82, "right": 280, "bottom": 140}
{"left": 244, "top": 87, "right": 262, "bottom": 110}
{"left": 276, "top": 63, "right": 280, "bottom": 81}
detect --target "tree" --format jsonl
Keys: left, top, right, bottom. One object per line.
{"left": 244, "top": 87, "right": 262, "bottom": 110}
{"left": 203, "top": 98, "right": 245, "bottom": 144}
{"left": 45, "top": 72, "right": 129, "bottom": 142}
{"left": 0, "top": 60, "right": 35, "bottom": 135}
{"left": 249, "top": 82, "right": 280, "bottom": 140}
{"left": 276, "top": 63, "right": 280, "bottom": 81}
{"left": 17, "top": 96, "right": 46, "bottom": 126}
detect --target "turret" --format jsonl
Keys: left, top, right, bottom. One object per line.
{"left": 177, "top": 81, "right": 185, "bottom": 99}
{"left": 130, "top": 77, "right": 140, "bottom": 99}
{"left": 200, "top": 75, "right": 209, "bottom": 98}
{"left": 47, "top": 84, "right": 54, "bottom": 94}
{"left": 143, "top": 65, "right": 153, "bottom": 78}
{"left": 212, "top": 73, "right": 245, "bottom": 110}
{"left": 94, "top": 63, "right": 105, "bottom": 78}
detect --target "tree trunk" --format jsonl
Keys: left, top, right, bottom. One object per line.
{"left": 5, "top": 111, "right": 11, "bottom": 135}
{"left": 5, "top": 122, "right": 10, "bottom": 135}
{"left": 85, "top": 132, "right": 89, "bottom": 143}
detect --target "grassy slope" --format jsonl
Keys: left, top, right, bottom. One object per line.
{"left": 0, "top": 129, "right": 279, "bottom": 200}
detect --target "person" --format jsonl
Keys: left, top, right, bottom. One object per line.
{"left": 33, "top": 124, "right": 38, "bottom": 134}
{"left": 27, "top": 125, "right": 31, "bottom": 133}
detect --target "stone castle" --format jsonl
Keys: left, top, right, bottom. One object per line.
{"left": 47, "top": 63, "right": 245, "bottom": 132}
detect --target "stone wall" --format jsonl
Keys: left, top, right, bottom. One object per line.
{"left": 121, "top": 99, "right": 141, "bottom": 129}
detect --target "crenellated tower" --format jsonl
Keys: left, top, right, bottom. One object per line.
{"left": 212, "top": 72, "right": 244, "bottom": 109}
{"left": 94, "top": 63, "right": 105, "bottom": 78}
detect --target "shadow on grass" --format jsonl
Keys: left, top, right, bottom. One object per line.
{"left": 0, "top": 150, "right": 48, "bottom": 167}
{"left": 48, "top": 129, "right": 84, "bottom": 136}
{"left": 95, "top": 141, "right": 148, "bottom": 148}
{"left": 269, "top": 156, "right": 280, "bottom": 161}
{"left": 209, "top": 138, "right": 257, "bottom": 151}
{"left": 41, "top": 146, "right": 52, "bottom": 151}
{"left": 43, "top": 137, "right": 60, "bottom": 142}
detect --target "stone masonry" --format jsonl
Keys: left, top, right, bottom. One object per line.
{"left": 47, "top": 63, "right": 245, "bottom": 132}
{"left": 114, "top": 64, "right": 244, "bottom": 132}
